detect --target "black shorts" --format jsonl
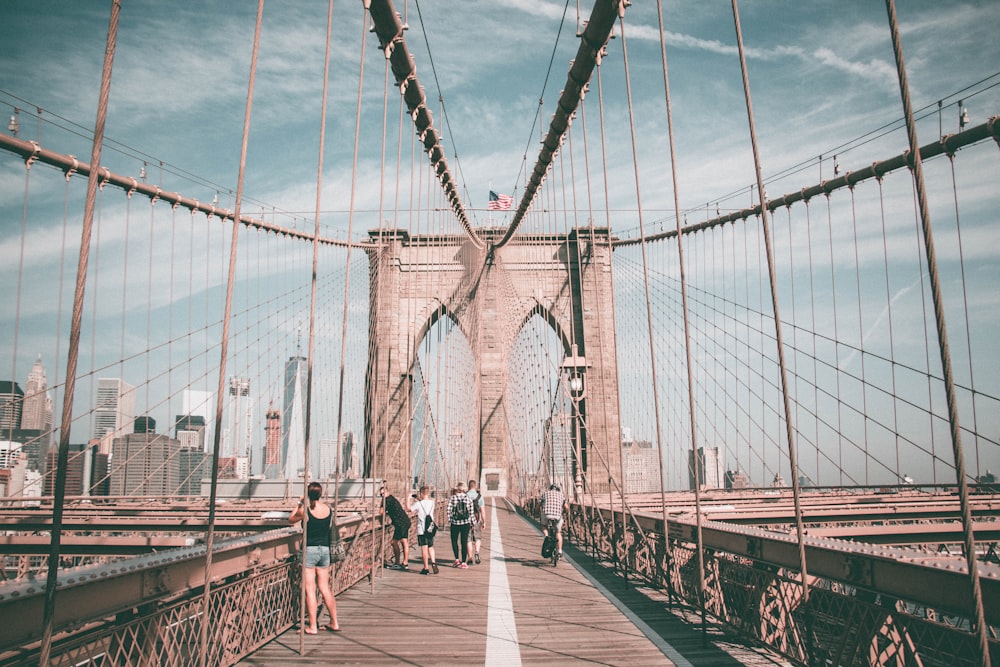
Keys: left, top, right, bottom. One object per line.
{"left": 417, "top": 532, "right": 435, "bottom": 547}
{"left": 392, "top": 522, "right": 409, "bottom": 541}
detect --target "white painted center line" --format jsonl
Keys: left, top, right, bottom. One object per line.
{"left": 485, "top": 499, "right": 522, "bottom": 666}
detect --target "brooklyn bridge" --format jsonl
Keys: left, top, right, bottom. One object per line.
{"left": 1, "top": 0, "right": 998, "bottom": 665}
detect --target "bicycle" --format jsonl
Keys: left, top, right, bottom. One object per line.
{"left": 543, "top": 517, "right": 560, "bottom": 567}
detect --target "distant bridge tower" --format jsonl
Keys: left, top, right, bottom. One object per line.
{"left": 365, "top": 227, "right": 621, "bottom": 496}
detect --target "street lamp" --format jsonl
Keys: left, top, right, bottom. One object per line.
{"left": 568, "top": 371, "right": 584, "bottom": 399}
{"left": 561, "top": 344, "right": 587, "bottom": 399}
{"left": 560, "top": 345, "right": 588, "bottom": 498}
{"left": 7, "top": 109, "right": 19, "bottom": 137}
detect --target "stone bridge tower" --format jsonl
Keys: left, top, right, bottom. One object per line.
{"left": 364, "top": 227, "right": 621, "bottom": 497}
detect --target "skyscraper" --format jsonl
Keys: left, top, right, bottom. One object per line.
{"left": 177, "top": 447, "right": 208, "bottom": 496}
{"left": 0, "top": 381, "right": 24, "bottom": 436}
{"left": 174, "top": 414, "right": 206, "bottom": 451}
{"left": 282, "top": 356, "right": 306, "bottom": 478}
{"left": 20, "top": 356, "right": 52, "bottom": 447}
{"left": 223, "top": 377, "right": 252, "bottom": 463}
{"left": 182, "top": 389, "right": 214, "bottom": 453}
{"left": 110, "top": 431, "right": 183, "bottom": 497}
{"left": 623, "top": 438, "right": 660, "bottom": 493}
{"left": 725, "top": 469, "right": 750, "bottom": 489}
{"left": 44, "top": 444, "right": 90, "bottom": 496}
{"left": 92, "top": 378, "right": 136, "bottom": 454}
{"left": 318, "top": 438, "right": 335, "bottom": 479}
{"left": 264, "top": 404, "right": 280, "bottom": 479}
{"left": 689, "top": 446, "right": 723, "bottom": 491}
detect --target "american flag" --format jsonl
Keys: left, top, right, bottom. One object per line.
{"left": 488, "top": 190, "right": 513, "bottom": 211}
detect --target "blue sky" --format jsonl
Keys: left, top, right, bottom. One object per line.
{"left": 1, "top": 1, "right": 998, "bottom": 487}
{"left": 2, "top": 1, "right": 997, "bottom": 235}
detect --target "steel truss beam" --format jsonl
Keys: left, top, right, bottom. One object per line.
{"left": 611, "top": 508, "right": 1000, "bottom": 625}
{"left": 0, "top": 529, "right": 298, "bottom": 654}
{"left": 0, "top": 535, "right": 197, "bottom": 556}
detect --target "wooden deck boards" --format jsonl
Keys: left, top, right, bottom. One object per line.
{"left": 241, "top": 500, "right": 790, "bottom": 666}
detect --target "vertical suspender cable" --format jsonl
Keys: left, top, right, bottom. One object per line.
{"left": 883, "top": 2, "right": 989, "bottom": 663}
{"left": 848, "top": 189, "right": 871, "bottom": 487}
{"left": 803, "top": 200, "right": 825, "bottom": 485}
{"left": 946, "top": 156, "right": 981, "bottom": 474}
{"left": 8, "top": 136, "right": 30, "bottom": 447}
{"left": 616, "top": 13, "right": 673, "bottom": 591}
{"left": 578, "top": 97, "right": 601, "bottom": 559}
{"left": 40, "top": 2, "right": 121, "bottom": 664}
{"left": 340, "top": 8, "right": 368, "bottom": 593}
{"left": 373, "top": 47, "right": 392, "bottom": 585}
{"left": 200, "top": 1, "right": 264, "bottom": 665}
{"left": 594, "top": 61, "right": 620, "bottom": 566}
{"left": 730, "top": 0, "right": 811, "bottom": 625}
{"left": 654, "top": 0, "right": 698, "bottom": 614}
{"left": 299, "top": 0, "right": 337, "bottom": 653}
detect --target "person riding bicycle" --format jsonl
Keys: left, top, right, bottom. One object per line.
{"left": 541, "top": 482, "right": 568, "bottom": 557}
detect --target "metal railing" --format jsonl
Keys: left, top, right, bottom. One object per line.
{"left": 551, "top": 500, "right": 1000, "bottom": 667}
{"left": 0, "top": 512, "right": 393, "bottom": 666}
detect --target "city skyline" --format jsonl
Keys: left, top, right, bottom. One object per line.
{"left": 0, "top": 353, "right": 359, "bottom": 494}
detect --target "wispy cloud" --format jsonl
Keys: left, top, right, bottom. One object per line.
{"left": 624, "top": 23, "right": 898, "bottom": 93}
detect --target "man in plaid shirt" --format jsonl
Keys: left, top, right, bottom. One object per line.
{"left": 447, "top": 482, "right": 476, "bottom": 568}
{"left": 541, "top": 483, "right": 568, "bottom": 556}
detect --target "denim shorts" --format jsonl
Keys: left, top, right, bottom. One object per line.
{"left": 303, "top": 545, "right": 331, "bottom": 568}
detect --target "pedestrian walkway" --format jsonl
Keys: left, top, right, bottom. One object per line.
{"left": 241, "top": 499, "right": 790, "bottom": 666}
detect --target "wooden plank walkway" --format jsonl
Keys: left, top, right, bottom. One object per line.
{"left": 241, "top": 499, "right": 791, "bottom": 666}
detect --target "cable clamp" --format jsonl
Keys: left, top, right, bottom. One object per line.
{"left": 24, "top": 141, "right": 40, "bottom": 170}
{"left": 988, "top": 115, "right": 1000, "bottom": 146}
{"left": 65, "top": 156, "right": 78, "bottom": 181}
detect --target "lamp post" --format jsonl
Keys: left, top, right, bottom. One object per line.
{"left": 7, "top": 109, "right": 19, "bottom": 137}
{"left": 561, "top": 345, "right": 588, "bottom": 500}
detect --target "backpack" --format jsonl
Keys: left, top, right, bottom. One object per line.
{"left": 452, "top": 495, "right": 470, "bottom": 522}
{"left": 424, "top": 512, "right": 437, "bottom": 536}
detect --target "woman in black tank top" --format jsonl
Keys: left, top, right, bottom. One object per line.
{"left": 289, "top": 481, "right": 340, "bottom": 633}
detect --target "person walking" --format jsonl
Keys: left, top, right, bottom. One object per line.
{"left": 380, "top": 485, "right": 411, "bottom": 570}
{"left": 465, "top": 479, "right": 485, "bottom": 564}
{"left": 410, "top": 485, "right": 440, "bottom": 575}
{"left": 447, "top": 482, "right": 475, "bottom": 568}
{"left": 289, "top": 481, "right": 340, "bottom": 633}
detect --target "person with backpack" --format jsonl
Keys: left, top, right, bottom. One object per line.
{"left": 465, "top": 479, "right": 485, "bottom": 564}
{"left": 447, "top": 482, "right": 475, "bottom": 568}
{"left": 410, "top": 485, "right": 439, "bottom": 575}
